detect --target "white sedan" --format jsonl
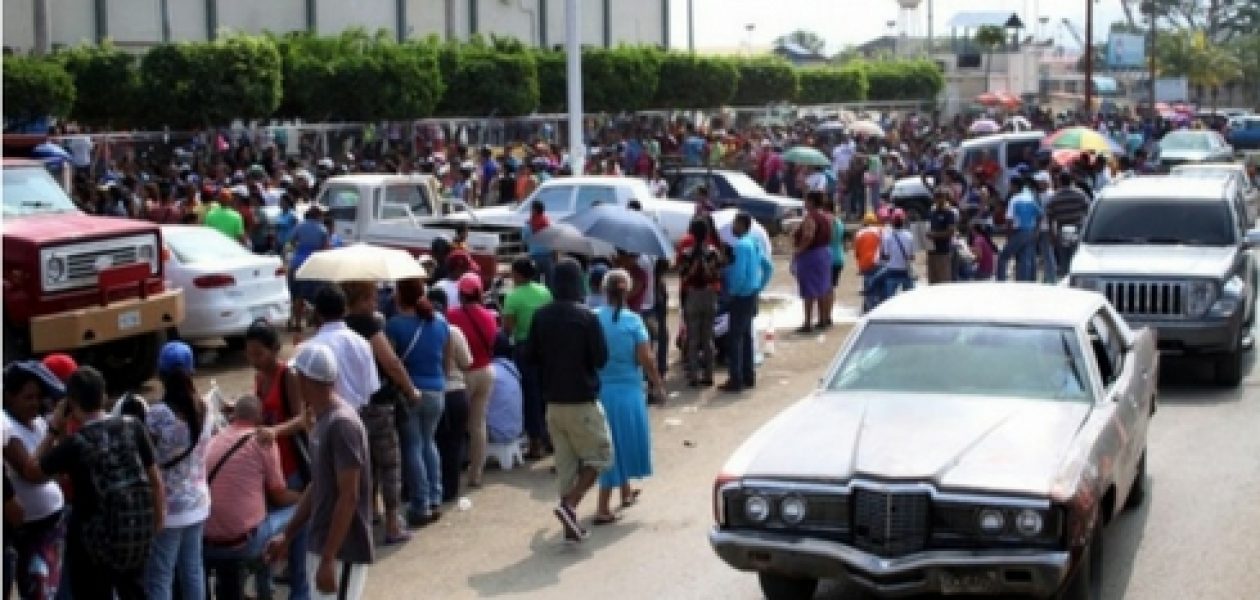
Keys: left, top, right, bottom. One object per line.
{"left": 162, "top": 225, "right": 290, "bottom": 343}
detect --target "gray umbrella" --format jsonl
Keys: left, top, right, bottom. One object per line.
{"left": 563, "top": 205, "right": 675, "bottom": 259}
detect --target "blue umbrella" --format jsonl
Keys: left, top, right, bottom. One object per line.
{"left": 32, "top": 142, "right": 72, "bottom": 162}
{"left": 563, "top": 205, "right": 675, "bottom": 259}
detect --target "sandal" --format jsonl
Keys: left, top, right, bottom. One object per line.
{"left": 383, "top": 531, "right": 412, "bottom": 546}
{"left": 621, "top": 489, "right": 642, "bottom": 508}
{"left": 593, "top": 513, "right": 621, "bottom": 526}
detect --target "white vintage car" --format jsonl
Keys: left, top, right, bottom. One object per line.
{"left": 710, "top": 283, "right": 1158, "bottom": 600}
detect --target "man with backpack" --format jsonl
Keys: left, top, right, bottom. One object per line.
{"left": 36, "top": 366, "right": 163, "bottom": 600}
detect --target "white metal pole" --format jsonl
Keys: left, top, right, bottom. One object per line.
{"left": 566, "top": 0, "right": 585, "bottom": 175}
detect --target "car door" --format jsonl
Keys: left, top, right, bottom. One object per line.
{"left": 319, "top": 183, "right": 364, "bottom": 241}
{"left": 1088, "top": 309, "right": 1154, "bottom": 504}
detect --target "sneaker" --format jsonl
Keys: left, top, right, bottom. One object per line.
{"left": 553, "top": 503, "right": 587, "bottom": 542}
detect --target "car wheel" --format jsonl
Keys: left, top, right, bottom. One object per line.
{"left": 1056, "top": 523, "right": 1103, "bottom": 600}
{"left": 1213, "top": 340, "right": 1244, "bottom": 387}
{"left": 1124, "top": 450, "right": 1147, "bottom": 510}
{"left": 224, "top": 335, "right": 247, "bottom": 352}
{"left": 90, "top": 330, "right": 163, "bottom": 394}
{"left": 757, "top": 573, "right": 818, "bottom": 600}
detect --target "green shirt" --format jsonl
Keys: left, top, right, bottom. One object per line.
{"left": 503, "top": 282, "right": 552, "bottom": 342}
{"left": 204, "top": 203, "right": 245, "bottom": 242}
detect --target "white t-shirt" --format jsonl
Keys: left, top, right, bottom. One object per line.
{"left": 880, "top": 228, "right": 916, "bottom": 270}
{"left": 832, "top": 141, "right": 855, "bottom": 174}
{"left": 67, "top": 136, "right": 93, "bottom": 168}
{"left": 806, "top": 171, "right": 829, "bottom": 193}
{"left": 1, "top": 412, "right": 65, "bottom": 521}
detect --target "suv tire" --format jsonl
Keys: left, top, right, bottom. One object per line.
{"left": 758, "top": 573, "right": 818, "bottom": 600}
{"left": 1056, "top": 522, "right": 1103, "bottom": 600}
{"left": 1213, "top": 340, "right": 1244, "bottom": 387}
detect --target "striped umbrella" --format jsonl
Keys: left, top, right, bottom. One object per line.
{"left": 1043, "top": 127, "right": 1126, "bottom": 155}
{"left": 968, "top": 119, "right": 1001, "bottom": 135}
{"left": 1051, "top": 148, "right": 1082, "bottom": 168}
{"left": 976, "top": 92, "right": 1002, "bottom": 106}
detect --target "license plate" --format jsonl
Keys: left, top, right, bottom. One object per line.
{"left": 940, "top": 570, "right": 1000, "bottom": 595}
{"left": 250, "top": 306, "right": 270, "bottom": 320}
{"left": 118, "top": 310, "right": 141, "bottom": 330}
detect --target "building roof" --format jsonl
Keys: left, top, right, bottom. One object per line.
{"left": 868, "top": 283, "right": 1104, "bottom": 327}
{"left": 947, "top": 11, "right": 1025, "bottom": 30}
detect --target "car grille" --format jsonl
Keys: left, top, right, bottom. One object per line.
{"left": 1102, "top": 280, "right": 1185, "bottom": 318}
{"left": 66, "top": 246, "right": 139, "bottom": 283}
{"left": 851, "top": 489, "right": 930, "bottom": 557}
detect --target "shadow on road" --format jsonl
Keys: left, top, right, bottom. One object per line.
{"left": 466, "top": 522, "right": 639, "bottom": 597}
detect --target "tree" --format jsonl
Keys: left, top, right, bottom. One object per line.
{"left": 860, "top": 59, "right": 944, "bottom": 101}
{"left": 773, "top": 30, "right": 826, "bottom": 55}
{"left": 435, "top": 40, "right": 539, "bottom": 116}
{"left": 654, "top": 53, "right": 738, "bottom": 109}
{"left": 973, "top": 25, "right": 1007, "bottom": 91}
{"left": 2, "top": 56, "right": 75, "bottom": 128}
{"left": 731, "top": 56, "right": 798, "bottom": 105}
{"left": 139, "top": 35, "right": 282, "bottom": 128}
{"left": 1146, "top": 0, "right": 1260, "bottom": 42}
{"left": 582, "top": 47, "right": 661, "bottom": 113}
{"left": 796, "top": 66, "right": 867, "bottom": 104}
{"left": 532, "top": 49, "right": 567, "bottom": 113}
{"left": 1157, "top": 29, "right": 1242, "bottom": 106}
{"left": 56, "top": 41, "right": 140, "bottom": 127}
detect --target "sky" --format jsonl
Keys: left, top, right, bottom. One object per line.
{"left": 671, "top": 0, "right": 1130, "bottom": 53}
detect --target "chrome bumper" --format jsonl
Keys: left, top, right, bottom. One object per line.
{"left": 710, "top": 528, "right": 1071, "bottom": 598}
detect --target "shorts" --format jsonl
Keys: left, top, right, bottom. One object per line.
{"left": 545, "top": 402, "right": 614, "bottom": 496}
{"left": 830, "top": 265, "right": 843, "bottom": 288}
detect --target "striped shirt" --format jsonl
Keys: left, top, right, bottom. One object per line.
{"left": 1046, "top": 188, "right": 1092, "bottom": 231}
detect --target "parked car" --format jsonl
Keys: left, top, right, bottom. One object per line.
{"left": 453, "top": 176, "right": 695, "bottom": 244}
{"left": 1225, "top": 115, "right": 1260, "bottom": 151}
{"left": 710, "top": 283, "right": 1157, "bottom": 600}
{"left": 1169, "top": 162, "right": 1258, "bottom": 226}
{"left": 889, "top": 131, "right": 1045, "bottom": 218}
{"left": 1068, "top": 175, "right": 1260, "bottom": 386}
{"left": 161, "top": 225, "right": 289, "bottom": 344}
{"left": 1156, "top": 130, "right": 1235, "bottom": 170}
{"left": 661, "top": 167, "right": 803, "bottom": 234}
{"left": 2, "top": 159, "right": 184, "bottom": 389}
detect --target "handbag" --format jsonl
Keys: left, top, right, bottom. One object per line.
{"left": 891, "top": 232, "right": 918, "bottom": 281}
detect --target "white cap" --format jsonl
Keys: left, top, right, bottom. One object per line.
{"left": 1033, "top": 171, "right": 1052, "bottom": 184}
{"left": 290, "top": 342, "right": 338, "bottom": 384}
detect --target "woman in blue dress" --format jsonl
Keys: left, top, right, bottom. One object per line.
{"left": 593, "top": 269, "right": 666, "bottom": 525}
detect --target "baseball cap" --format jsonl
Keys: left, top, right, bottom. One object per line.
{"left": 1033, "top": 171, "right": 1051, "bottom": 184}
{"left": 41, "top": 353, "right": 78, "bottom": 383}
{"left": 457, "top": 272, "right": 483, "bottom": 296}
{"left": 290, "top": 342, "right": 338, "bottom": 384}
{"left": 157, "top": 341, "right": 195, "bottom": 375}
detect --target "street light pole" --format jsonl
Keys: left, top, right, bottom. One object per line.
{"left": 566, "top": 0, "right": 585, "bottom": 175}
{"left": 1083, "top": 0, "right": 1094, "bottom": 120}
{"left": 687, "top": 0, "right": 695, "bottom": 52}
{"left": 1145, "top": 1, "right": 1157, "bottom": 111}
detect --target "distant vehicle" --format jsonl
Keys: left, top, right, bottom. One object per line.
{"left": 890, "top": 131, "right": 1046, "bottom": 218}
{"left": 1169, "top": 163, "right": 1258, "bottom": 225}
{"left": 452, "top": 176, "right": 695, "bottom": 244}
{"left": 711, "top": 283, "right": 1157, "bottom": 600}
{"left": 1068, "top": 176, "right": 1260, "bottom": 386}
{"left": 1225, "top": 115, "right": 1260, "bottom": 151}
{"left": 1156, "top": 130, "right": 1234, "bottom": 170}
{"left": 2, "top": 160, "right": 184, "bottom": 389}
{"left": 161, "top": 225, "right": 288, "bottom": 345}
{"left": 661, "top": 167, "right": 804, "bottom": 234}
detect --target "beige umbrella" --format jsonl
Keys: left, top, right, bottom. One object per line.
{"left": 295, "top": 243, "right": 427, "bottom": 282}
{"left": 849, "top": 120, "right": 886, "bottom": 138}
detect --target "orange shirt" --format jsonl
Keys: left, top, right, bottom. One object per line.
{"left": 854, "top": 225, "right": 883, "bottom": 272}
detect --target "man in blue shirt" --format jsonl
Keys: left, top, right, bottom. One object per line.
{"left": 995, "top": 176, "right": 1043, "bottom": 282}
{"left": 720, "top": 213, "right": 774, "bottom": 393}
{"left": 682, "top": 125, "right": 706, "bottom": 167}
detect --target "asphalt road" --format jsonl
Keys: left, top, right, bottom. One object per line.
{"left": 185, "top": 255, "right": 1260, "bottom": 600}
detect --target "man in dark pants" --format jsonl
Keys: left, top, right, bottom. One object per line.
{"left": 502, "top": 257, "right": 553, "bottom": 458}
{"left": 719, "top": 213, "right": 774, "bottom": 393}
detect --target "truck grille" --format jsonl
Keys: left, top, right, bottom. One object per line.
{"left": 66, "top": 247, "right": 140, "bottom": 283}
{"left": 851, "top": 489, "right": 929, "bottom": 557}
{"left": 1102, "top": 280, "right": 1185, "bottom": 318}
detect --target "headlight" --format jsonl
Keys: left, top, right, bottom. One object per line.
{"left": 1208, "top": 276, "right": 1244, "bottom": 317}
{"left": 977, "top": 508, "right": 1006, "bottom": 534}
{"left": 1070, "top": 276, "right": 1102, "bottom": 292}
{"left": 1186, "top": 279, "right": 1218, "bottom": 316}
{"left": 779, "top": 495, "right": 807, "bottom": 525}
{"left": 744, "top": 494, "right": 771, "bottom": 523}
{"left": 1014, "top": 509, "right": 1045, "bottom": 537}
{"left": 45, "top": 256, "right": 66, "bottom": 283}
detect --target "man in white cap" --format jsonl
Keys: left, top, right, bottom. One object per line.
{"left": 265, "top": 343, "right": 374, "bottom": 599}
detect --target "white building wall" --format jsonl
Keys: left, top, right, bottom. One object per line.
{"left": 49, "top": 0, "right": 98, "bottom": 49}
{"left": 544, "top": 0, "right": 605, "bottom": 48}
{"left": 316, "top": 0, "right": 396, "bottom": 37}
{"left": 107, "top": 0, "right": 164, "bottom": 45}
{"left": 218, "top": 0, "right": 305, "bottom": 37}
{"left": 406, "top": 0, "right": 447, "bottom": 39}
{"left": 4, "top": 0, "right": 37, "bottom": 52}
{"left": 610, "top": 0, "right": 662, "bottom": 47}
{"left": 168, "top": 0, "right": 209, "bottom": 42}
{"left": 475, "top": 0, "right": 537, "bottom": 45}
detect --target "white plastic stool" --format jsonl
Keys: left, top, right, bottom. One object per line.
{"left": 485, "top": 440, "right": 523, "bottom": 470}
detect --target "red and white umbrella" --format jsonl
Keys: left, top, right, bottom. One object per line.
{"left": 968, "top": 119, "right": 1001, "bottom": 135}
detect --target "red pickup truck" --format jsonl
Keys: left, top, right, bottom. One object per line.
{"left": 2, "top": 159, "right": 184, "bottom": 390}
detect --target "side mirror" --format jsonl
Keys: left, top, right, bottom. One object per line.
{"left": 1246, "top": 227, "right": 1260, "bottom": 247}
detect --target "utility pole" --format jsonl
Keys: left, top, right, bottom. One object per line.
{"left": 927, "top": 0, "right": 934, "bottom": 53}
{"left": 687, "top": 0, "right": 695, "bottom": 52}
{"left": 1083, "top": 0, "right": 1094, "bottom": 121}
{"left": 1145, "top": 1, "right": 1156, "bottom": 112}
{"left": 33, "top": 0, "right": 50, "bottom": 54}
{"left": 566, "top": 0, "right": 585, "bottom": 175}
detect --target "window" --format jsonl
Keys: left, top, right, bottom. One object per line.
{"left": 379, "top": 184, "right": 434, "bottom": 220}
{"left": 322, "top": 184, "right": 361, "bottom": 222}
{"left": 575, "top": 185, "right": 617, "bottom": 212}
{"left": 166, "top": 227, "right": 252, "bottom": 263}
{"left": 1005, "top": 140, "right": 1042, "bottom": 168}
{"left": 1082, "top": 199, "right": 1234, "bottom": 246}
{"left": 530, "top": 185, "right": 574, "bottom": 214}
{"left": 677, "top": 176, "right": 711, "bottom": 200}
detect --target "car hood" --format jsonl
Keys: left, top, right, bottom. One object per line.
{"left": 891, "top": 177, "right": 929, "bottom": 197}
{"left": 760, "top": 194, "right": 804, "bottom": 210}
{"left": 1071, "top": 244, "right": 1235, "bottom": 278}
{"left": 724, "top": 392, "right": 1092, "bottom": 497}
{"left": 458, "top": 205, "right": 520, "bottom": 226}
{"left": 3, "top": 213, "right": 157, "bottom": 246}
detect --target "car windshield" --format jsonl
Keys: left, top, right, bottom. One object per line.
{"left": 723, "top": 172, "right": 768, "bottom": 197}
{"left": 2, "top": 167, "right": 81, "bottom": 218}
{"left": 1170, "top": 166, "right": 1236, "bottom": 180}
{"left": 1082, "top": 199, "right": 1234, "bottom": 245}
{"left": 166, "top": 227, "right": 252, "bottom": 263}
{"left": 828, "top": 322, "right": 1092, "bottom": 402}
{"left": 1160, "top": 132, "right": 1211, "bottom": 152}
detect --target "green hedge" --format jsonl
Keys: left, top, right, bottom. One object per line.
{"left": 7, "top": 34, "right": 944, "bottom": 128}
{"left": 796, "top": 65, "right": 868, "bottom": 104}
{"left": 2, "top": 55, "right": 75, "bottom": 126}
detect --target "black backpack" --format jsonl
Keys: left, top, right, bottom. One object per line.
{"left": 77, "top": 416, "right": 157, "bottom": 572}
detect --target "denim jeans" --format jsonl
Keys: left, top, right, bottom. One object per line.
{"left": 398, "top": 390, "right": 445, "bottom": 517}
{"left": 515, "top": 344, "right": 547, "bottom": 445}
{"left": 285, "top": 472, "right": 311, "bottom": 600}
{"left": 996, "top": 229, "right": 1037, "bottom": 282}
{"left": 726, "top": 295, "right": 758, "bottom": 388}
{"left": 202, "top": 505, "right": 296, "bottom": 600}
{"left": 144, "top": 520, "right": 206, "bottom": 600}
{"left": 882, "top": 268, "right": 915, "bottom": 299}
{"left": 861, "top": 267, "right": 887, "bottom": 312}
{"left": 1037, "top": 230, "right": 1058, "bottom": 283}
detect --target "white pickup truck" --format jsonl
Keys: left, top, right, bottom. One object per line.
{"left": 449, "top": 176, "right": 696, "bottom": 244}
{"left": 315, "top": 174, "right": 523, "bottom": 276}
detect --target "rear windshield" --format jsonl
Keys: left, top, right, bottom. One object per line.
{"left": 166, "top": 227, "right": 251, "bottom": 263}
{"left": 2, "top": 167, "right": 80, "bottom": 218}
{"left": 1160, "top": 132, "right": 1211, "bottom": 152}
{"left": 1083, "top": 199, "right": 1234, "bottom": 245}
